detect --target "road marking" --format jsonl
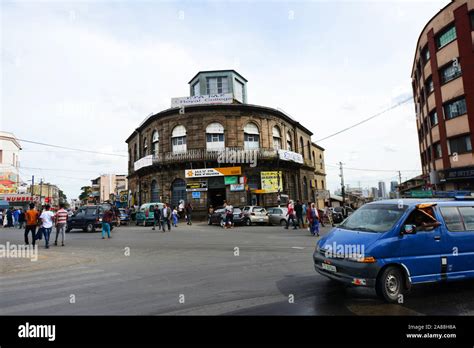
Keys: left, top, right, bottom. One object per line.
{"left": 291, "top": 247, "right": 305, "bottom": 250}
{"left": 0, "top": 269, "right": 104, "bottom": 287}
{"left": 0, "top": 272, "right": 120, "bottom": 294}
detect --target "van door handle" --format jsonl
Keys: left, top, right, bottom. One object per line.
{"left": 434, "top": 236, "right": 441, "bottom": 241}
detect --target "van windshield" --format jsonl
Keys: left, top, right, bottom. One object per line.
{"left": 339, "top": 204, "right": 407, "bottom": 233}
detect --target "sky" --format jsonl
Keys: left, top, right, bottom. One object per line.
{"left": 1, "top": 0, "right": 449, "bottom": 201}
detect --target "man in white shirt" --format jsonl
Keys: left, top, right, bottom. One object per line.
{"left": 39, "top": 205, "right": 55, "bottom": 249}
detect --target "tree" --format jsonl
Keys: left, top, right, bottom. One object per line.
{"left": 58, "top": 189, "right": 69, "bottom": 207}
{"left": 79, "top": 186, "right": 92, "bottom": 202}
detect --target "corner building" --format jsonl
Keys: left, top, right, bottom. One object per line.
{"left": 412, "top": 0, "right": 474, "bottom": 190}
{"left": 126, "top": 70, "right": 327, "bottom": 216}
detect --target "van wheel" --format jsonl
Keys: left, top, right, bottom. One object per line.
{"left": 86, "top": 223, "right": 95, "bottom": 233}
{"left": 376, "top": 266, "right": 404, "bottom": 303}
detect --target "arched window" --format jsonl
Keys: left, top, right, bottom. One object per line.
{"left": 312, "top": 151, "right": 316, "bottom": 167}
{"left": 206, "top": 122, "right": 225, "bottom": 150}
{"left": 287, "top": 131, "right": 293, "bottom": 151}
{"left": 321, "top": 180, "right": 325, "bottom": 189}
{"left": 171, "top": 125, "right": 187, "bottom": 153}
{"left": 129, "top": 149, "right": 132, "bottom": 165}
{"left": 152, "top": 131, "right": 159, "bottom": 156}
{"left": 244, "top": 123, "right": 260, "bottom": 150}
{"left": 272, "top": 126, "right": 282, "bottom": 150}
{"left": 134, "top": 143, "right": 138, "bottom": 160}
{"left": 299, "top": 137, "right": 305, "bottom": 158}
{"left": 143, "top": 137, "right": 148, "bottom": 156}
{"left": 307, "top": 141, "right": 312, "bottom": 160}
{"left": 151, "top": 180, "right": 159, "bottom": 202}
{"left": 303, "top": 177, "right": 308, "bottom": 201}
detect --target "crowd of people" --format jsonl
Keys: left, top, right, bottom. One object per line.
{"left": 285, "top": 200, "right": 329, "bottom": 237}
{"left": 0, "top": 203, "right": 69, "bottom": 248}
{"left": 149, "top": 202, "right": 193, "bottom": 232}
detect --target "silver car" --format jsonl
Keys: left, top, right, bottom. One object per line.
{"left": 241, "top": 206, "right": 269, "bottom": 226}
{"left": 267, "top": 207, "right": 288, "bottom": 226}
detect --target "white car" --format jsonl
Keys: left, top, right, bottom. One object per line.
{"left": 241, "top": 206, "right": 269, "bottom": 226}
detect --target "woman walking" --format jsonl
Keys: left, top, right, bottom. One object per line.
{"left": 309, "top": 203, "right": 320, "bottom": 237}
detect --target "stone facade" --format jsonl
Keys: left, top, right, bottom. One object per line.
{"left": 126, "top": 103, "right": 327, "bottom": 215}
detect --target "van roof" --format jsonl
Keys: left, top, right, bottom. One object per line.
{"left": 368, "top": 199, "right": 474, "bottom": 207}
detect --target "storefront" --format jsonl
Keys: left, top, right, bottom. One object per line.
{"left": 0, "top": 194, "right": 40, "bottom": 209}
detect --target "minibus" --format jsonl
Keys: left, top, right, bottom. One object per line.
{"left": 314, "top": 199, "right": 474, "bottom": 302}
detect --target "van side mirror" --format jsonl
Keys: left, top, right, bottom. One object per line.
{"left": 402, "top": 224, "right": 417, "bottom": 235}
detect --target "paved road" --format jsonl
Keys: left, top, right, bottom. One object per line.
{"left": 1, "top": 222, "right": 473, "bottom": 315}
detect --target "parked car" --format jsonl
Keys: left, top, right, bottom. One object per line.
{"left": 208, "top": 207, "right": 244, "bottom": 226}
{"left": 314, "top": 198, "right": 474, "bottom": 303}
{"left": 135, "top": 203, "right": 164, "bottom": 226}
{"left": 331, "top": 206, "right": 354, "bottom": 223}
{"left": 118, "top": 208, "right": 130, "bottom": 225}
{"left": 267, "top": 207, "right": 288, "bottom": 226}
{"left": 241, "top": 206, "right": 269, "bottom": 226}
{"left": 66, "top": 204, "right": 114, "bottom": 233}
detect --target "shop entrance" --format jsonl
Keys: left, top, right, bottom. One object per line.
{"left": 208, "top": 177, "right": 226, "bottom": 207}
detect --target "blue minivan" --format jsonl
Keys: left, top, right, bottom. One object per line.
{"left": 314, "top": 198, "right": 474, "bottom": 302}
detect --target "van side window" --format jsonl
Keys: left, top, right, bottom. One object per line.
{"left": 404, "top": 207, "right": 438, "bottom": 230}
{"left": 459, "top": 207, "right": 474, "bottom": 231}
{"left": 440, "top": 207, "right": 465, "bottom": 232}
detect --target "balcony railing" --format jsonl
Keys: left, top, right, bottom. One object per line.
{"left": 133, "top": 147, "right": 318, "bottom": 171}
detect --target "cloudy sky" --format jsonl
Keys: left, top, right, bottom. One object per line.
{"left": 1, "top": 0, "right": 448, "bottom": 200}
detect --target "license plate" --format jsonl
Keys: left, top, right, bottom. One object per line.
{"left": 258, "top": 219, "right": 264, "bottom": 222}
{"left": 321, "top": 263, "right": 337, "bottom": 272}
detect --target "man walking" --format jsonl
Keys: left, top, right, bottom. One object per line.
{"left": 285, "top": 200, "right": 297, "bottom": 230}
{"left": 6, "top": 208, "right": 13, "bottom": 227}
{"left": 185, "top": 203, "right": 193, "bottom": 225}
{"left": 13, "top": 208, "right": 20, "bottom": 228}
{"left": 18, "top": 208, "right": 26, "bottom": 229}
{"left": 39, "top": 205, "right": 55, "bottom": 249}
{"left": 101, "top": 208, "right": 114, "bottom": 239}
{"left": 152, "top": 205, "right": 162, "bottom": 231}
{"left": 54, "top": 203, "right": 68, "bottom": 246}
{"left": 24, "top": 203, "right": 39, "bottom": 247}
{"left": 161, "top": 203, "right": 171, "bottom": 232}
{"left": 295, "top": 200, "right": 304, "bottom": 229}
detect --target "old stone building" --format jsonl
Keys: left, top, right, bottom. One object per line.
{"left": 126, "top": 70, "right": 328, "bottom": 215}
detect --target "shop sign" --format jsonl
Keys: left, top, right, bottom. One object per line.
{"left": 278, "top": 149, "right": 303, "bottom": 164}
{"left": 224, "top": 176, "right": 238, "bottom": 185}
{"left": 0, "top": 194, "right": 39, "bottom": 202}
{"left": 186, "top": 181, "right": 208, "bottom": 192}
{"left": 185, "top": 166, "right": 241, "bottom": 178}
{"left": 192, "top": 192, "right": 201, "bottom": 199}
{"left": 230, "top": 184, "right": 245, "bottom": 192}
{"left": 261, "top": 172, "right": 283, "bottom": 193}
{"left": 410, "top": 190, "right": 433, "bottom": 198}
{"left": 439, "top": 166, "right": 474, "bottom": 182}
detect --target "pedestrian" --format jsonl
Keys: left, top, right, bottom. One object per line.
{"left": 285, "top": 200, "right": 297, "bottom": 230}
{"left": 185, "top": 203, "right": 193, "bottom": 225}
{"left": 152, "top": 205, "right": 162, "bottom": 231}
{"left": 54, "top": 203, "right": 68, "bottom": 246}
{"left": 324, "top": 206, "right": 334, "bottom": 227}
{"left": 295, "top": 200, "right": 304, "bottom": 228}
{"left": 0, "top": 209, "right": 3, "bottom": 227}
{"left": 6, "top": 207, "right": 14, "bottom": 227}
{"left": 306, "top": 202, "right": 312, "bottom": 231}
{"left": 224, "top": 202, "right": 234, "bottom": 229}
{"left": 24, "top": 203, "right": 39, "bottom": 247}
{"left": 172, "top": 206, "right": 178, "bottom": 227}
{"left": 39, "top": 204, "right": 55, "bottom": 249}
{"left": 18, "top": 208, "right": 26, "bottom": 229}
{"left": 318, "top": 205, "right": 325, "bottom": 227}
{"left": 309, "top": 203, "right": 320, "bottom": 237}
{"left": 13, "top": 208, "right": 20, "bottom": 228}
{"left": 101, "top": 208, "right": 114, "bottom": 239}
{"left": 161, "top": 203, "right": 171, "bottom": 231}
{"left": 178, "top": 200, "right": 185, "bottom": 220}
{"left": 302, "top": 202, "right": 308, "bottom": 227}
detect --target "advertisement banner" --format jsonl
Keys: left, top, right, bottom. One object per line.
{"left": 278, "top": 149, "right": 303, "bottom": 164}
{"left": 186, "top": 181, "right": 208, "bottom": 192}
{"left": 260, "top": 172, "right": 283, "bottom": 193}
{"left": 185, "top": 167, "right": 241, "bottom": 178}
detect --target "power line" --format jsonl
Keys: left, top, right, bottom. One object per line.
{"left": 16, "top": 138, "right": 127, "bottom": 158}
{"left": 324, "top": 164, "right": 421, "bottom": 173}
{"left": 315, "top": 96, "right": 413, "bottom": 143}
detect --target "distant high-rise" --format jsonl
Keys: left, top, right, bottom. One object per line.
{"left": 378, "top": 181, "right": 387, "bottom": 198}
{"left": 371, "top": 187, "right": 379, "bottom": 199}
{"left": 390, "top": 181, "right": 398, "bottom": 193}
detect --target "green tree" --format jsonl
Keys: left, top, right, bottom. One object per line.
{"left": 79, "top": 186, "right": 92, "bottom": 202}
{"left": 58, "top": 189, "right": 69, "bottom": 206}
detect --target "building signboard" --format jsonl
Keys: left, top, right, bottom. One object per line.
{"left": 185, "top": 167, "right": 241, "bottom": 178}
{"left": 260, "top": 171, "right": 283, "bottom": 193}
{"left": 134, "top": 155, "right": 153, "bottom": 171}
{"left": 439, "top": 166, "right": 474, "bottom": 182}
{"left": 0, "top": 194, "right": 39, "bottom": 202}
{"left": 278, "top": 149, "right": 303, "bottom": 164}
{"left": 230, "top": 184, "right": 245, "bottom": 192}
{"left": 171, "top": 93, "right": 234, "bottom": 108}
{"left": 410, "top": 190, "right": 433, "bottom": 198}
{"left": 224, "top": 176, "right": 238, "bottom": 185}
{"left": 186, "top": 181, "right": 208, "bottom": 192}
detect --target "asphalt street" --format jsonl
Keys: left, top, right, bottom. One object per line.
{"left": 1, "top": 221, "right": 474, "bottom": 315}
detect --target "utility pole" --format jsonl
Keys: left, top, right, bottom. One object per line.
{"left": 339, "top": 162, "right": 345, "bottom": 206}
{"left": 39, "top": 179, "right": 43, "bottom": 206}
{"left": 398, "top": 171, "right": 402, "bottom": 198}
{"left": 31, "top": 175, "right": 34, "bottom": 197}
